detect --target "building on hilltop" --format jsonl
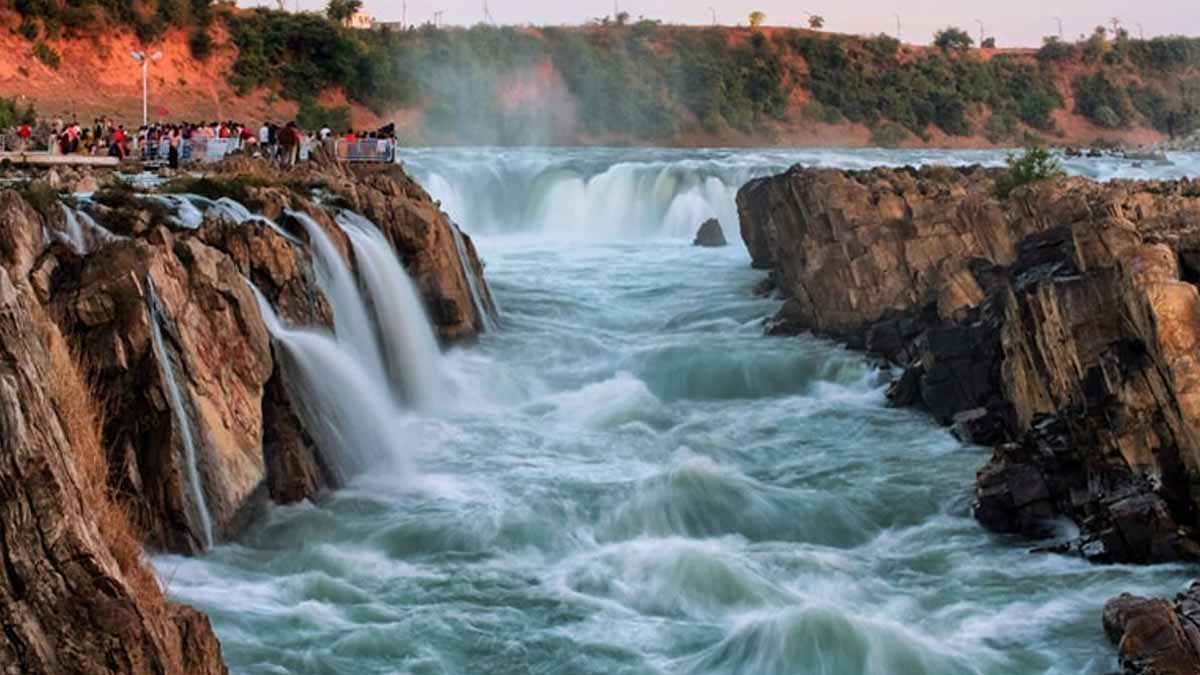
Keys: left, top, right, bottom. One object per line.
{"left": 344, "top": 8, "right": 374, "bottom": 29}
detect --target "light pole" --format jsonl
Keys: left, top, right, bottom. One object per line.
{"left": 1137, "top": 22, "right": 1145, "bottom": 40}
{"left": 1053, "top": 17, "right": 1063, "bottom": 39}
{"left": 974, "top": 19, "right": 984, "bottom": 46}
{"left": 708, "top": 6, "right": 716, "bottom": 25}
{"left": 129, "top": 50, "right": 162, "bottom": 128}
{"left": 893, "top": 13, "right": 901, "bottom": 42}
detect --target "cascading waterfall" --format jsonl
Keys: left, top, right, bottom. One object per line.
{"left": 243, "top": 205, "right": 453, "bottom": 475}
{"left": 57, "top": 203, "right": 120, "bottom": 254}
{"left": 449, "top": 222, "right": 499, "bottom": 332}
{"left": 399, "top": 147, "right": 1200, "bottom": 240}
{"left": 335, "top": 211, "right": 448, "bottom": 411}
{"left": 146, "top": 278, "right": 215, "bottom": 551}
{"left": 160, "top": 148, "right": 1200, "bottom": 675}
{"left": 249, "top": 286, "right": 414, "bottom": 479}
{"left": 287, "top": 210, "right": 389, "bottom": 383}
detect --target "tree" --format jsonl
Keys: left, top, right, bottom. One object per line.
{"left": 326, "top": 0, "right": 362, "bottom": 22}
{"left": 749, "top": 11, "right": 765, "bottom": 28}
{"left": 808, "top": 15, "right": 825, "bottom": 30}
{"left": 615, "top": 11, "right": 630, "bottom": 25}
{"left": 981, "top": 37, "right": 996, "bottom": 49}
{"left": 933, "top": 26, "right": 973, "bottom": 52}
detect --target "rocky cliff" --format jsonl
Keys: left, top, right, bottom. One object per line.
{"left": 0, "top": 156, "right": 494, "bottom": 672}
{"left": 738, "top": 165, "right": 1200, "bottom": 671}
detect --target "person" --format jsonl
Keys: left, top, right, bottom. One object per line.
{"left": 16, "top": 121, "right": 31, "bottom": 151}
{"left": 167, "top": 126, "right": 181, "bottom": 169}
{"left": 278, "top": 121, "right": 299, "bottom": 167}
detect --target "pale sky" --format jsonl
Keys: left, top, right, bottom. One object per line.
{"left": 243, "top": 1, "right": 1198, "bottom": 47}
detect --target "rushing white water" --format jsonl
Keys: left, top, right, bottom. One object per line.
{"left": 401, "top": 147, "right": 1200, "bottom": 240}
{"left": 146, "top": 278, "right": 215, "bottom": 551}
{"left": 55, "top": 203, "right": 120, "bottom": 254}
{"left": 336, "top": 210, "right": 447, "bottom": 411}
{"left": 250, "top": 286, "right": 414, "bottom": 480}
{"left": 159, "top": 148, "right": 1198, "bottom": 675}
{"left": 288, "top": 210, "right": 389, "bottom": 386}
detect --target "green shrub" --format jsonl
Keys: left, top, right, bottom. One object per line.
{"left": 1036, "top": 36, "right": 1075, "bottom": 62}
{"left": 188, "top": 28, "right": 213, "bottom": 59}
{"left": 994, "top": 146, "right": 1063, "bottom": 199}
{"left": 984, "top": 111, "right": 1019, "bottom": 143}
{"left": 32, "top": 42, "right": 60, "bottom": 69}
{"left": 296, "top": 98, "right": 350, "bottom": 132}
{"left": 870, "top": 123, "right": 908, "bottom": 147}
{"left": 19, "top": 19, "right": 39, "bottom": 40}
{"left": 933, "top": 27, "right": 973, "bottom": 52}
{"left": 1073, "top": 72, "right": 1131, "bottom": 128}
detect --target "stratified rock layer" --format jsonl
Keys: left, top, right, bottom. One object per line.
{"left": 0, "top": 232, "right": 226, "bottom": 674}
{"left": 0, "top": 155, "right": 495, "bottom": 672}
{"left": 737, "top": 166, "right": 1200, "bottom": 564}
{"left": 1104, "top": 585, "right": 1200, "bottom": 675}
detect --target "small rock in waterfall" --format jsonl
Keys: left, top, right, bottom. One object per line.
{"left": 693, "top": 219, "right": 727, "bottom": 247}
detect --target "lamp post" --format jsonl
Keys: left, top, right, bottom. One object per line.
{"left": 129, "top": 50, "right": 162, "bottom": 128}
{"left": 893, "top": 13, "right": 902, "bottom": 41}
{"left": 1053, "top": 17, "right": 1063, "bottom": 39}
{"left": 708, "top": 6, "right": 716, "bottom": 25}
{"left": 974, "top": 19, "right": 984, "bottom": 46}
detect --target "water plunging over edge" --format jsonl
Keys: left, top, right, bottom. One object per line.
{"left": 146, "top": 277, "right": 215, "bottom": 551}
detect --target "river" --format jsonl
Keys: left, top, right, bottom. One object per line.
{"left": 156, "top": 148, "right": 1199, "bottom": 675}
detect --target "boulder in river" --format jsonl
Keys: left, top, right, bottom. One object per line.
{"left": 1104, "top": 584, "right": 1200, "bottom": 675}
{"left": 693, "top": 218, "right": 727, "bottom": 247}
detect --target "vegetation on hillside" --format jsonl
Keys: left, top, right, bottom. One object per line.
{"left": 8, "top": 2, "right": 1200, "bottom": 143}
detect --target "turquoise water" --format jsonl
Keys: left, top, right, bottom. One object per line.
{"left": 157, "top": 149, "right": 1198, "bottom": 675}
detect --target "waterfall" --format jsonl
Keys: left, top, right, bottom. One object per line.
{"left": 335, "top": 211, "right": 447, "bottom": 411}
{"left": 249, "top": 287, "right": 413, "bottom": 479}
{"left": 57, "top": 203, "right": 120, "bottom": 255}
{"left": 449, "top": 223, "right": 499, "bottom": 333}
{"left": 286, "top": 210, "right": 388, "bottom": 385}
{"left": 243, "top": 206, "right": 455, "bottom": 478}
{"left": 146, "top": 278, "right": 215, "bottom": 551}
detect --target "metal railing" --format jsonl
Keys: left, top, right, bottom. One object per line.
{"left": 335, "top": 139, "right": 397, "bottom": 163}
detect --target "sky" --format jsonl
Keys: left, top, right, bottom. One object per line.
{"left": 242, "top": 0, "right": 1199, "bottom": 47}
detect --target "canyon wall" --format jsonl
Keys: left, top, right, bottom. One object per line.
{"left": 0, "top": 156, "right": 494, "bottom": 672}
{"left": 737, "top": 165, "right": 1200, "bottom": 671}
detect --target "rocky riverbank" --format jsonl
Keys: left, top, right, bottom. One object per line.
{"left": 737, "top": 164, "right": 1200, "bottom": 672}
{"left": 0, "top": 155, "right": 494, "bottom": 672}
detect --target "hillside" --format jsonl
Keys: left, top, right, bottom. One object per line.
{"left": 1, "top": 2, "right": 1197, "bottom": 147}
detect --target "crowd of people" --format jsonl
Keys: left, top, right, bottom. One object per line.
{"left": 4, "top": 116, "right": 398, "bottom": 168}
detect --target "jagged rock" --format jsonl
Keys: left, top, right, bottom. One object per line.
{"left": 693, "top": 218, "right": 727, "bottom": 247}
{"left": 736, "top": 166, "right": 1200, "bottom": 564}
{"left": 1104, "top": 584, "right": 1200, "bottom": 675}
{"left": 0, "top": 263, "right": 226, "bottom": 675}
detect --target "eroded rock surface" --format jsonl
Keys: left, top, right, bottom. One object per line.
{"left": 0, "top": 244, "right": 226, "bottom": 674}
{"left": 1104, "top": 585, "right": 1200, "bottom": 675}
{"left": 693, "top": 218, "right": 728, "bottom": 247}
{"left": 737, "top": 166, "right": 1200, "bottom": 564}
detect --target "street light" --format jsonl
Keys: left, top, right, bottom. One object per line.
{"left": 708, "top": 5, "right": 716, "bottom": 25}
{"left": 893, "top": 13, "right": 902, "bottom": 41}
{"left": 1053, "top": 17, "right": 1063, "bottom": 39}
{"left": 974, "top": 19, "right": 985, "bottom": 46}
{"left": 129, "top": 50, "right": 162, "bottom": 128}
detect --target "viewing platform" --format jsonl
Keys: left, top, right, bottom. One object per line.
{"left": 0, "top": 151, "right": 120, "bottom": 167}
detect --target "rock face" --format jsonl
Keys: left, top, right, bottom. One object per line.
{"left": 693, "top": 218, "right": 728, "bottom": 247}
{"left": 0, "top": 155, "right": 496, "bottom": 672}
{"left": 0, "top": 227, "right": 226, "bottom": 673}
{"left": 736, "top": 165, "right": 1200, "bottom": 564}
{"left": 1104, "top": 585, "right": 1200, "bottom": 675}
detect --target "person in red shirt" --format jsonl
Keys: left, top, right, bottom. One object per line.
{"left": 111, "top": 125, "right": 128, "bottom": 159}
{"left": 16, "top": 122, "right": 32, "bottom": 151}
